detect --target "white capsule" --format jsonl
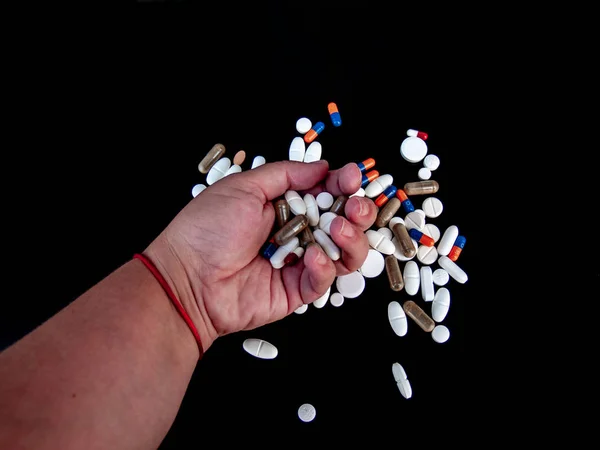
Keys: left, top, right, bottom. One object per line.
{"left": 432, "top": 268, "right": 450, "bottom": 286}
{"left": 438, "top": 255, "right": 468, "bottom": 284}
{"left": 437, "top": 225, "right": 459, "bottom": 256}
{"left": 242, "top": 338, "right": 278, "bottom": 359}
{"left": 432, "top": 325, "right": 450, "bottom": 343}
{"left": 403, "top": 261, "right": 420, "bottom": 296}
{"left": 404, "top": 211, "right": 426, "bottom": 231}
{"left": 206, "top": 157, "right": 231, "bottom": 185}
{"left": 296, "top": 117, "right": 312, "bottom": 134}
{"left": 313, "top": 229, "right": 341, "bottom": 261}
{"left": 329, "top": 292, "right": 344, "bottom": 307}
{"left": 304, "top": 141, "right": 322, "bottom": 163}
{"left": 432, "top": 287, "right": 450, "bottom": 322}
{"left": 269, "top": 237, "right": 300, "bottom": 269}
{"left": 350, "top": 187, "right": 365, "bottom": 198}
{"left": 316, "top": 192, "right": 334, "bottom": 210}
{"left": 289, "top": 137, "right": 306, "bottom": 162}
{"left": 417, "top": 245, "right": 438, "bottom": 265}
{"left": 191, "top": 183, "right": 206, "bottom": 197}
{"left": 388, "top": 301, "right": 407, "bottom": 337}
{"left": 312, "top": 286, "right": 331, "bottom": 309}
{"left": 303, "top": 193, "right": 320, "bottom": 226}
{"left": 336, "top": 271, "right": 366, "bottom": 298}
{"left": 364, "top": 174, "right": 393, "bottom": 198}
{"left": 418, "top": 167, "right": 431, "bottom": 180}
{"left": 400, "top": 136, "right": 428, "bottom": 163}
{"left": 377, "top": 227, "right": 393, "bottom": 240}
{"left": 422, "top": 197, "right": 444, "bottom": 218}
{"left": 424, "top": 154, "right": 440, "bottom": 171}
{"left": 251, "top": 155, "right": 266, "bottom": 169}
{"left": 420, "top": 265, "right": 435, "bottom": 302}
{"left": 294, "top": 304, "right": 308, "bottom": 314}
{"left": 366, "top": 230, "right": 395, "bottom": 255}
{"left": 318, "top": 212, "right": 338, "bottom": 235}
{"left": 285, "top": 190, "right": 307, "bottom": 216}
{"left": 423, "top": 224, "right": 441, "bottom": 243}
{"left": 360, "top": 249, "right": 385, "bottom": 278}
{"left": 392, "top": 362, "right": 412, "bottom": 399}
{"left": 224, "top": 164, "right": 242, "bottom": 176}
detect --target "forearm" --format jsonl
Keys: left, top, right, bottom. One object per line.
{"left": 0, "top": 259, "right": 201, "bottom": 450}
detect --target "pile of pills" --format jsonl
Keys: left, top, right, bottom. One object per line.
{"left": 191, "top": 103, "right": 467, "bottom": 421}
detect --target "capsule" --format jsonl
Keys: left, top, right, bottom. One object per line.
{"left": 375, "top": 185, "right": 398, "bottom": 208}
{"left": 261, "top": 238, "right": 278, "bottom": 259}
{"left": 198, "top": 143, "right": 226, "bottom": 174}
{"left": 395, "top": 189, "right": 415, "bottom": 213}
{"left": 284, "top": 246, "right": 305, "bottom": 266}
{"left": 403, "top": 300, "right": 435, "bottom": 332}
{"left": 392, "top": 222, "right": 417, "bottom": 258}
{"left": 328, "top": 102, "right": 342, "bottom": 127}
{"left": 299, "top": 226, "right": 316, "bottom": 248}
{"left": 408, "top": 228, "right": 435, "bottom": 247}
{"left": 357, "top": 158, "right": 376, "bottom": 172}
{"left": 403, "top": 180, "right": 439, "bottom": 196}
{"left": 385, "top": 255, "right": 404, "bottom": 292}
{"left": 361, "top": 170, "right": 380, "bottom": 188}
{"left": 448, "top": 235, "right": 466, "bottom": 261}
{"left": 375, "top": 197, "right": 401, "bottom": 228}
{"left": 304, "top": 121, "right": 325, "bottom": 144}
{"left": 273, "top": 214, "right": 309, "bottom": 246}
{"left": 274, "top": 198, "right": 291, "bottom": 229}
{"left": 407, "top": 129, "right": 428, "bottom": 140}
{"left": 329, "top": 195, "right": 348, "bottom": 216}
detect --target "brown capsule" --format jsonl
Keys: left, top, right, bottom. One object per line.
{"left": 392, "top": 222, "right": 417, "bottom": 258}
{"left": 403, "top": 180, "right": 439, "bottom": 196}
{"left": 375, "top": 197, "right": 401, "bottom": 228}
{"left": 329, "top": 195, "right": 348, "bottom": 216}
{"left": 403, "top": 300, "right": 435, "bottom": 332}
{"left": 385, "top": 255, "right": 404, "bottom": 291}
{"left": 273, "top": 214, "right": 308, "bottom": 246}
{"left": 299, "top": 226, "right": 316, "bottom": 248}
{"left": 233, "top": 150, "right": 246, "bottom": 166}
{"left": 198, "top": 143, "right": 226, "bottom": 174}
{"left": 274, "top": 199, "right": 291, "bottom": 229}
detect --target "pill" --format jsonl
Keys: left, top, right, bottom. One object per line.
{"left": 198, "top": 143, "right": 226, "bottom": 174}
{"left": 437, "top": 225, "right": 459, "bottom": 256}
{"left": 329, "top": 195, "right": 348, "bottom": 216}
{"left": 395, "top": 189, "right": 415, "bottom": 213}
{"left": 375, "top": 185, "right": 398, "bottom": 207}
{"left": 432, "top": 268, "right": 450, "bottom": 286}
{"left": 432, "top": 287, "right": 450, "bottom": 322}
{"left": 328, "top": 102, "right": 342, "bottom": 127}
{"left": 313, "top": 286, "right": 331, "bottom": 308}
{"left": 350, "top": 187, "right": 365, "bottom": 197}
{"left": 330, "top": 292, "right": 344, "bottom": 307}
{"left": 224, "top": 164, "right": 242, "bottom": 176}
{"left": 296, "top": 117, "right": 312, "bottom": 134}
{"left": 294, "top": 304, "right": 308, "bottom": 314}
{"left": 404, "top": 211, "right": 426, "bottom": 231}
{"left": 313, "top": 229, "right": 341, "bottom": 261}
{"left": 432, "top": 325, "right": 450, "bottom": 343}
{"left": 251, "top": 155, "right": 266, "bottom": 169}
{"left": 409, "top": 229, "right": 435, "bottom": 247}
{"left": 357, "top": 158, "right": 376, "bottom": 172}
{"left": 242, "top": 338, "right": 278, "bottom": 359}
{"left": 316, "top": 192, "right": 334, "bottom": 209}
{"left": 270, "top": 237, "right": 300, "bottom": 269}
{"left": 233, "top": 150, "right": 246, "bottom": 166}
{"left": 289, "top": 136, "right": 306, "bottom": 162}
{"left": 360, "top": 249, "right": 385, "bottom": 278}
{"left": 417, "top": 244, "right": 438, "bottom": 265}
{"left": 392, "top": 362, "right": 412, "bottom": 399}
{"left": 414, "top": 209, "right": 426, "bottom": 219}
{"left": 361, "top": 169, "right": 380, "bottom": 188}
{"left": 392, "top": 237, "right": 418, "bottom": 261}
{"left": 299, "top": 227, "right": 316, "bottom": 248}
{"left": 375, "top": 197, "right": 401, "bottom": 228}
{"left": 191, "top": 183, "right": 206, "bottom": 197}
{"left": 284, "top": 246, "right": 305, "bottom": 266}
{"left": 404, "top": 180, "right": 439, "bottom": 196}
{"left": 438, "top": 256, "right": 468, "bottom": 284}
{"left": 336, "top": 271, "right": 366, "bottom": 298}
{"left": 422, "top": 197, "right": 444, "bottom": 218}
{"left": 420, "top": 265, "right": 435, "bottom": 302}
{"left": 388, "top": 301, "right": 408, "bottom": 336}
{"left": 303, "top": 193, "right": 320, "bottom": 226}
{"left": 304, "top": 141, "right": 322, "bottom": 163}
{"left": 364, "top": 174, "right": 393, "bottom": 198}
{"left": 318, "top": 212, "right": 337, "bottom": 235}
{"left": 418, "top": 167, "right": 432, "bottom": 180}
{"left": 385, "top": 255, "right": 404, "bottom": 291}
{"left": 424, "top": 154, "right": 440, "bottom": 170}
{"left": 448, "top": 235, "right": 466, "bottom": 262}
{"left": 274, "top": 198, "right": 291, "bottom": 228}
{"left": 403, "top": 300, "right": 435, "bottom": 332}
{"left": 423, "top": 224, "right": 441, "bottom": 243}
{"left": 273, "top": 214, "right": 308, "bottom": 246}
{"left": 391, "top": 221, "right": 416, "bottom": 258}
{"left": 400, "top": 136, "right": 428, "bottom": 163}
{"left": 366, "top": 230, "right": 395, "bottom": 255}
{"left": 206, "top": 157, "right": 231, "bottom": 185}
{"left": 285, "top": 190, "right": 307, "bottom": 215}
{"left": 377, "top": 227, "right": 393, "bottom": 240}
{"left": 407, "top": 128, "right": 428, "bottom": 140}
{"left": 403, "top": 261, "right": 420, "bottom": 296}
{"left": 298, "top": 403, "right": 316, "bottom": 422}
{"left": 260, "top": 238, "right": 278, "bottom": 259}
{"left": 304, "top": 121, "right": 325, "bottom": 144}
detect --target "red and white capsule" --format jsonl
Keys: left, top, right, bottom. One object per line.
{"left": 407, "top": 128, "right": 428, "bottom": 140}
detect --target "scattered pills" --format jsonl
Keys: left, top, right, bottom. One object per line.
{"left": 329, "top": 292, "right": 345, "bottom": 307}
{"left": 198, "top": 143, "right": 226, "bottom": 174}
{"left": 224, "top": 164, "right": 242, "bottom": 176}
{"left": 296, "top": 117, "right": 312, "bottom": 134}
{"left": 404, "top": 211, "right": 426, "bottom": 231}
{"left": 206, "top": 157, "right": 231, "bottom": 185}
{"left": 392, "top": 362, "right": 412, "bottom": 399}
{"left": 423, "top": 224, "right": 441, "bottom": 243}
{"left": 407, "top": 128, "right": 428, "bottom": 140}
{"left": 298, "top": 403, "right": 317, "bottom": 422}
{"left": 409, "top": 229, "right": 435, "bottom": 247}
{"left": 385, "top": 255, "right": 404, "bottom": 292}
{"left": 336, "top": 271, "right": 366, "bottom": 298}
{"left": 403, "top": 261, "right": 420, "bottom": 296}
{"left": 289, "top": 136, "right": 306, "bottom": 162}
{"left": 404, "top": 180, "right": 439, "bottom": 196}
{"left": 403, "top": 300, "right": 435, "bottom": 332}
{"left": 417, "top": 244, "right": 438, "bottom": 265}
{"left": 448, "top": 235, "right": 466, "bottom": 262}
{"left": 422, "top": 197, "right": 444, "bottom": 218}
{"left": 420, "top": 265, "right": 435, "bottom": 302}
{"left": 437, "top": 255, "right": 468, "bottom": 284}
{"left": 243, "top": 338, "right": 278, "bottom": 359}
{"left": 431, "top": 325, "right": 450, "bottom": 343}
{"left": 400, "top": 136, "right": 428, "bottom": 163}
{"left": 396, "top": 189, "right": 415, "bottom": 213}
{"left": 328, "top": 102, "right": 342, "bottom": 127}
{"left": 432, "top": 287, "right": 450, "bottom": 322}
{"left": 360, "top": 249, "right": 386, "bottom": 278}
{"left": 432, "top": 268, "right": 450, "bottom": 286}
{"left": 304, "top": 121, "right": 325, "bottom": 144}
{"left": 418, "top": 167, "right": 432, "bottom": 180}
{"left": 423, "top": 154, "right": 440, "bottom": 170}
{"left": 316, "top": 192, "right": 334, "bottom": 210}
{"left": 388, "top": 301, "right": 407, "bottom": 337}
{"left": 233, "top": 150, "right": 246, "bottom": 166}
{"left": 251, "top": 155, "right": 266, "bottom": 169}
{"left": 304, "top": 141, "right": 322, "bottom": 163}
{"left": 437, "top": 225, "right": 459, "bottom": 256}
{"left": 191, "top": 183, "right": 206, "bottom": 197}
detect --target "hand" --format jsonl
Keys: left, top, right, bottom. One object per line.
{"left": 145, "top": 160, "right": 378, "bottom": 353}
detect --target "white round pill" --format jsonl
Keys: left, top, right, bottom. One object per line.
{"left": 424, "top": 154, "right": 440, "bottom": 171}
{"left": 423, "top": 224, "right": 440, "bottom": 243}
{"left": 191, "top": 183, "right": 206, "bottom": 197}
{"left": 418, "top": 167, "right": 431, "bottom": 180}
{"left": 294, "top": 304, "right": 308, "bottom": 314}
{"left": 422, "top": 197, "right": 444, "bottom": 218}
{"left": 329, "top": 292, "right": 344, "bottom": 307}
{"left": 316, "top": 192, "right": 334, "bottom": 210}
{"left": 360, "top": 249, "right": 385, "bottom": 278}
{"left": 404, "top": 211, "right": 425, "bottom": 231}
{"left": 414, "top": 209, "right": 426, "bottom": 219}
{"left": 400, "top": 136, "right": 428, "bottom": 163}
{"left": 298, "top": 403, "right": 316, "bottom": 422}
{"left": 296, "top": 117, "right": 312, "bottom": 134}
{"left": 318, "top": 212, "right": 338, "bottom": 235}
{"left": 377, "top": 227, "right": 393, "bottom": 240}
{"left": 432, "top": 268, "right": 450, "bottom": 286}
{"left": 432, "top": 325, "right": 450, "bottom": 343}
{"left": 417, "top": 245, "right": 438, "bottom": 265}
{"left": 336, "top": 271, "right": 366, "bottom": 298}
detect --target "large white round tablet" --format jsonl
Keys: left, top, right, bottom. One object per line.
{"left": 304, "top": 141, "right": 322, "bottom": 163}
{"left": 422, "top": 197, "right": 444, "bottom": 218}
{"left": 191, "top": 183, "right": 206, "bottom": 197}
{"left": 400, "top": 136, "right": 428, "bottom": 163}
{"left": 417, "top": 244, "right": 438, "bottom": 265}
{"left": 432, "top": 325, "right": 450, "bottom": 343}
{"left": 432, "top": 287, "right": 451, "bottom": 322}
{"left": 423, "top": 224, "right": 440, "bottom": 242}
{"left": 432, "top": 268, "right": 450, "bottom": 286}
{"left": 336, "top": 271, "right": 366, "bottom": 298}
{"left": 360, "top": 249, "right": 385, "bottom": 278}
{"left": 424, "top": 154, "right": 440, "bottom": 170}
{"left": 294, "top": 304, "right": 308, "bottom": 314}
{"left": 316, "top": 192, "right": 334, "bottom": 209}
{"left": 242, "top": 338, "right": 278, "bottom": 359}
{"left": 418, "top": 167, "right": 431, "bottom": 180}
{"left": 329, "top": 292, "right": 344, "bottom": 307}
{"left": 298, "top": 403, "right": 316, "bottom": 422}
{"left": 296, "top": 117, "right": 312, "bottom": 134}
{"left": 388, "top": 301, "right": 408, "bottom": 337}
{"left": 404, "top": 211, "right": 426, "bottom": 231}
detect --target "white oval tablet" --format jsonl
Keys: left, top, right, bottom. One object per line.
{"left": 289, "top": 136, "right": 306, "bottom": 162}
{"left": 360, "top": 249, "right": 385, "bottom": 278}
{"left": 403, "top": 261, "right": 420, "bottom": 296}
{"left": 242, "top": 338, "right": 278, "bottom": 359}
{"left": 312, "top": 286, "right": 331, "bottom": 308}
{"left": 313, "top": 229, "right": 341, "bottom": 261}
{"left": 294, "top": 304, "right": 308, "bottom": 314}
{"left": 350, "top": 187, "right": 365, "bottom": 197}
{"left": 318, "top": 211, "right": 338, "bottom": 235}
{"left": 432, "top": 268, "right": 449, "bottom": 286}
{"left": 303, "top": 193, "right": 320, "bottom": 226}
{"left": 423, "top": 224, "right": 440, "bottom": 242}
{"left": 377, "top": 227, "right": 393, "bottom": 240}
{"left": 392, "top": 362, "right": 412, "bottom": 399}
{"left": 417, "top": 245, "right": 438, "bottom": 265}
{"left": 336, "top": 271, "right": 366, "bottom": 298}
{"left": 329, "top": 292, "right": 344, "bottom": 307}
{"left": 391, "top": 237, "right": 418, "bottom": 261}
{"left": 438, "top": 255, "right": 468, "bottom": 284}
{"left": 298, "top": 403, "right": 316, "bottom": 422}
{"left": 285, "top": 190, "right": 307, "bottom": 216}
{"left": 224, "top": 164, "right": 242, "bottom": 176}
{"left": 424, "top": 154, "right": 440, "bottom": 170}
{"left": 270, "top": 237, "right": 300, "bottom": 269}
{"left": 316, "top": 192, "right": 334, "bottom": 210}
{"left": 422, "top": 197, "right": 444, "bottom": 218}
{"left": 420, "top": 265, "right": 434, "bottom": 302}
{"left": 304, "top": 141, "right": 322, "bottom": 163}
{"left": 191, "top": 183, "right": 206, "bottom": 197}
{"left": 432, "top": 287, "right": 450, "bottom": 322}
{"left": 296, "top": 117, "right": 312, "bottom": 134}
{"left": 404, "top": 211, "right": 426, "bottom": 231}
{"left": 414, "top": 209, "right": 426, "bottom": 219}
{"left": 400, "top": 136, "right": 428, "bottom": 163}
{"left": 364, "top": 174, "right": 393, "bottom": 198}
{"left": 251, "top": 155, "right": 266, "bottom": 169}
{"left": 206, "top": 157, "right": 231, "bottom": 185}
{"left": 388, "top": 301, "right": 407, "bottom": 337}
{"left": 432, "top": 325, "right": 450, "bottom": 343}
{"left": 418, "top": 167, "right": 431, "bottom": 180}
{"left": 366, "top": 230, "right": 395, "bottom": 255}
{"left": 437, "top": 225, "right": 459, "bottom": 256}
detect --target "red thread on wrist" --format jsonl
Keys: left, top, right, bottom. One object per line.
{"left": 133, "top": 253, "right": 203, "bottom": 358}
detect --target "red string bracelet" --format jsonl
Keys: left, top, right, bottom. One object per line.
{"left": 133, "top": 253, "right": 203, "bottom": 358}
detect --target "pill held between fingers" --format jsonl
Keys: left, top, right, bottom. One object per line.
{"left": 420, "top": 265, "right": 435, "bottom": 302}
{"left": 289, "top": 136, "right": 306, "bottom": 162}
{"left": 316, "top": 192, "right": 334, "bottom": 210}
{"left": 400, "top": 136, "right": 428, "bottom": 163}
{"left": 364, "top": 174, "right": 393, "bottom": 198}
{"left": 296, "top": 117, "right": 312, "bottom": 134}
{"left": 360, "top": 249, "right": 385, "bottom": 278}
{"left": 422, "top": 197, "right": 444, "bottom": 218}
{"left": 438, "top": 255, "right": 468, "bottom": 284}
{"left": 432, "top": 325, "right": 450, "bottom": 343}
{"left": 329, "top": 292, "right": 344, "bottom": 307}
{"left": 432, "top": 287, "right": 451, "bottom": 322}
{"left": 191, "top": 183, "right": 206, "bottom": 197}
{"left": 303, "top": 193, "right": 320, "bottom": 226}
{"left": 251, "top": 155, "right": 266, "bottom": 169}
{"left": 242, "top": 338, "right": 278, "bottom": 359}
{"left": 417, "top": 244, "right": 438, "bottom": 265}
{"left": 313, "top": 229, "right": 341, "bottom": 261}
{"left": 304, "top": 141, "right": 322, "bottom": 163}
{"left": 437, "top": 225, "right": 459, "bottom": 256}
{"left": 233, "top": 150, "right": 246, "bottom": 166}
{"left": 403, "top": 260, "right": 420, "bottom": 295}
{"left": 294, "top": 304, "right": 308, "bottom": 314}
{"left": 424, "top": 154, "right": 440, "bottom": 171}
{"left": 206, "top": 157, "right": 232, "bottom": 185}
{"left": 285, "top": 190, "right": 307, "bottom": 216}
{"left": 336, "top": 271, "right": 366, "bottom": 298}
{"left": 318, "top": 211, "right": 338, "bottom": 235}
{"left": 388, "top": 301, "right": 408, "bottom": 336}
{"left": 418, "top": 167, "right": 432, "bottom": 180}
{"left": 392, "top": 362, "right": 412, "bottom": 399}
{"left": 298, "top": 403, "right": 316, "bottom": 422}
{"left": 312, "top": 286, "right": 331, "bottom": 309}
{"left": 432, "top": 268, "right": 450, "bottom": 286}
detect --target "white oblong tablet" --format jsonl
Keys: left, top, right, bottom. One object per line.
{"left": 422, "top": 197, "right": 444, "bottom": 218}
{"left": 400, "top": 136, "right": 428, "bottom": 163}
{"left": 316, "top": 192, "right": 334, "bottom": 210}
{"left": 424, "top": 154, "right": 440, "bottom": 171}
{"left": 388, "top": 301, "right": 407, "bottom": 337}
{"left": 289, "top": 136, "right": 306, "bottom": 162}
{"left": 392, "top": 362, "right": 408, "bottom": 382}
{"left": 270, "top": 237, "right": 300, "bottom": 269}
{"left": 251, "top": 155, "right": 266, "bottom": 169}
{"left": 420, "top": 265, "right": 434, "bottom": 302}
{"left": 313, "top": 229, "right": 341, "bottom": 261}
{"left": 298, "top": 403, "right": 316, "bottom": 422}
{"left": 285, "top": 190, "right": 307, "bottom": 216}
{"left": 404, "top": 211, "right": 426, "bottom": 231}
{"left": 312, "top": 286, "right": 331, "bottom": 308}
{"left": 304, "top": 141, "right": 322, "bottom": 163}
{"left": 432, "top": 287, "right": 450, "bottom": 322}
{"left": 392, "top": 363, "right": 412, "bottom": 399}
{"left": 206, "top": 157, "right": 231, "bottom": 185}
{"left": 294, "top": 304, "right": 308, "bottom": 314}
{"left": 377, "top": 227, "right": 393, "bottom": 240}
{"left": 392, "top": 237, "right": 418, "bottom": 262}
{"left": 296, "top": 117, "right": 312, "bottom": 134}
{"left": 350, "top": 187, "right": 365, "bottom": 198}
{"left": 366, "top": 230, "right": 395, "bottom": 255}
{"left": 360, "top": 249, "right": 385, "bottom": 278}
{"left": 438, "top": 255, "right": 468, "bottom": 284}
{"left": 191, "top": 183, "right": 206, "bottom": 197}
{"left": 364, "top": 174, "right": 393, "bottom": 198}
{"left": 432, "top": 268, "right": 450, "bottom": 286}
{"left": 432, "top": 325, "right": 450, "bottom": 343}
{"left": 418, "top": 167, "right": 431, "bottom": 180}
{"left": 318, "top": 211, "right": 338, "bottom": 235}
{"left": 403, "top": 261, "right": 420, "bottom": 296}
{"left": 336, "top": 271, "right": 366, "bottom": 298}
{"left": 329, "top": 292, "right": 344, "bottom": 307}
{"left": 437, "top": 225, "right": 459, "bottom": 256}
{"left": 224, "top": 164, "right": 242, "bottom": 176}
{"left": 423, "top": 224, "right": 440, "bottom": 243}
{"left": 303, "top": 193, "right": 320, "bottom": 227}
{"left": 417, "top": 245, "right": 438, "bottom": 265}
{"left": 243, "top": 338, "right": 278, "bottom": 359}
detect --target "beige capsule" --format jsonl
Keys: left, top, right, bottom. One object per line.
{"left": 403, "top": 300, "right": 435, "bottom": 332}
{"left": 198, "top": 143, "right": 226, "bottom": 174}
{"left": 403, "top": 180, "right": 439, "bottom": 196}
{"left": 299, "top": 227, "right": 316, "bottom": 248}
{"left": 273, "top": 214, "right": 308, "bottom": 246}
{"left": 329, "top": 195, "right": 348, "bottom": 216}
{"left": 375, "top": 197, "right": 401, "bottom": 228}
{"left": 274, "top": 199, "right": 291, "bottom": 229}
{"left": 392, "top": 222, "right": 417, "bottom": 258}
{"left": 385, "top": 255, "right": 404, "bottom": 291}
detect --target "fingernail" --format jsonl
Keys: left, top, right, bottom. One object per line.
{"left": 308, "top": 243, "right": 327, "bottom": 266}
{"left": 358, "top": 199, "right": 369, "bottom": 217}
{"left": 339, "top": 218, "right": 355, "bottom": 238}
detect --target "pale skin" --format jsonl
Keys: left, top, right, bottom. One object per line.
{"left": 0, "top": 160, "right": 378, "bottom": 450}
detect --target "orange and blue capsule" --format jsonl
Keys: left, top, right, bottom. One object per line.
{"left": 328, "top": 102, "right": 342, "bottom": 127}
{"left": 357, "top": 158, "right": 376, "bottom": 173}
{"left": 448, "top": 235, "right": 466, "bottom": 261}
{"left": 261, "top": 238, "right": 278, "bottom": 259}
{"left": 375, "top": 185, "right": 397, "bottom": 207}
{"left": 304, "top": 121, "right": 325, "bottom": 144}
{"left": 407, "top": 128, "right": 428, "bottom": 140}
{"left": 361, "top": 170, "right": 380, "bottom": 188}
{"left": 408, "top": 229, "right": 435, "bottom": 247}
{"left": 395, "top": 189, "right": 415, "bottom": 213}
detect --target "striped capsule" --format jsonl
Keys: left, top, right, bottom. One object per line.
{"left": 407, "top": 129, "right": 428, "bottom": 140}
{"left": 261, "top": 238, "right": 278, "bottom": 259}
{"left": 395, "top": 189, "right": 415, "bottom": 213}
{"left": 448, "top": 235, "right": 466, "bottom": 261}
{"left": 375, "top": 185, "right": 398, "bottom": 208}
{"left": 304, "top": 121, "right": 325, "bottom": 144}
{"left": 328, "top": 102, "right": 342, "bottom": 127}
{"left": 408, "top": 228, "right": 435, "bottom": 247}
{"left": 357, "top": 158, "right": 376, "bottom": 172}
{"left": 361, "top": 170, "right": 380, "bottom": 188}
